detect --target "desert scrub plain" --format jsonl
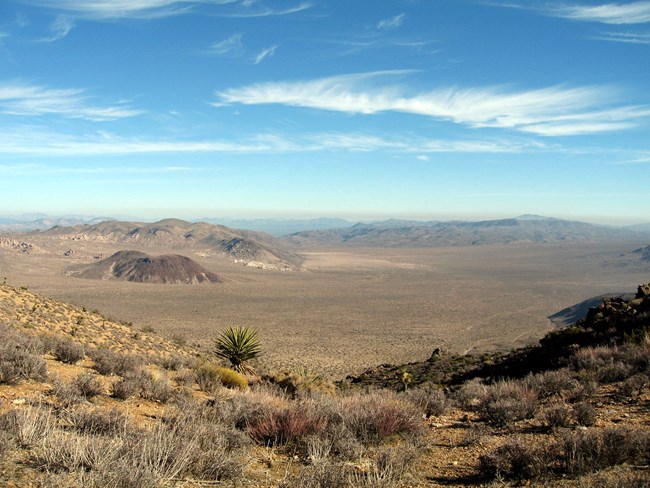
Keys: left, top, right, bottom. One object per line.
{"left": 0, "top": 281, "right": 649, "bottom": 486}
{"left": 2, "top": 238, "right": 650, "bottom": 378}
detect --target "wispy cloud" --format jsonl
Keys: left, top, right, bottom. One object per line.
{"left": 13, "top": 0, "right": 240, "bottom": 20}
{"left": 0, "top": 126, "right": 549, "bottom": 156}
{"left": 596, "top": 31, "right": 650, "bottom": 43}
{"left": 221, "top": 2, "right": 313, "bottom": 17}
{"left": 496, "top": 1, "right": 650, "bottom": 25}
{"left": 210, "top": 33, "right": 244, "bottom": 55}
{"left": 0, "top": 81, "right": 142, "bottom": 120}
{"left": 253, "top": 44, "right": 277, "bottom": 64}
{"left": 36, "top": 16, "right": 75, "bottom": 42}
{"left": 214, "top": 71, "right": 650, "bottom": 136}
{"left": 377, "top": 13, "right": 406, "bottom": 30}
{"left": 0, "top": 163, "right": 195, "bottom": 176}
{"left": 547, "top": 1, "right": 650, "bottom": 24}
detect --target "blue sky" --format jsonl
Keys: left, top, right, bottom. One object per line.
{"left": 0, "top": 0, "right": 649, "bottom": 224}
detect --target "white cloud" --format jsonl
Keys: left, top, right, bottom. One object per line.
{"left": 377, "top": 13, "right": 406, "bottom": 30}
{"left": 215, "top": 71, "right": 650, "bottom": 136}
{"left": 596, "top": 31, "right": 650, "bottom": 43}
{"left": 0, "top": 126, "right": 548, "bottom": 156}
{"left": 222, "top": 2, "right": 313, "bottom": 17}
{"left": 211, "top": 33, "right": 244, "bottom": 55}
{"left": 548, "top": 1, "right": 650, "bottom": 24}
{"left": 13, "top": 0, "right": 239, "bottom": 20}
{"left": 36, "top": 16, "right": 75, "bottom": 42}
{"left": 253, "top": 44, "right": 277, "bottom": 64}
{"left": 0, "top": 82, "right": 141, "bottom": 120}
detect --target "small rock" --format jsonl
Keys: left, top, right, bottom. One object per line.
{"left": 11, "top": 398, "right": 26, "bottom": 405}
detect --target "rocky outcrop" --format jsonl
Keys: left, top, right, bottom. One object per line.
{"left": 0, "top": 237, "right": 44, "bottom": 254}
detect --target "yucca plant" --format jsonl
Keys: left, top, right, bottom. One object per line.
{"left": 214, "top": 326, "right": 261, "bottom": 374}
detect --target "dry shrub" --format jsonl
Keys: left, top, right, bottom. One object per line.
{"left": 64, "top": 408, "right": 129, "bottom": 436}
{"left": 542, "top": 400, "right": 574, "bottom": 430}
{"left": 0, "top": 430, "right": 15, "bottom": 461}
{"left": 54, "top": 339, "right": 85, "bottom": 364}
{"left": 89, "top": 348, "right": 141, "bottom": 376}
{"left": 111, "top": 369, "right": 173, "bottom": 403}
{"left": 573, "top": 401, "right": 596, "bottom": 427}
{"left": 525, "top": 369, "right": 580, "bottom": 400}
{"left": 349, "top": 443, "right": 420, "bottom": 487}
{"left": 576, "top": 465, "right": 650, "bottom": 488}
{"left": 404, "top": 382, "right": 449, "bottom": 417}
{"left": 558, "top": 426, "right": 650, "bottom": 475}
{"left": 73, "top": 373, "right": 104, "bottom": 398}
{"left": 452, "top": 378, "right": 488, "bottom": 411}
{"left": 618, "top": 373, "right": 649, "bottom": 398}
{"left": 477, "top": 380, "right": 539, "bottom": 427}
{"left": 268, "top": 367, "right": 336, "bottom": 397}
{"left": 0, "top": 406, "right": 54, "bottom": 447}
{"left": 478, "top": 438, "right": 553, "bottom": 481}
{"left": 340, "top": 391, "right": 422, "bottom": 445}
{"left": 246, "top": 401, "right": 328, "bottom": 447}
{"left": 0, "top": 347, "right": 47, "bottom": 384}
{"left": 52, "top": 378, "right": 84, "bottom": 407}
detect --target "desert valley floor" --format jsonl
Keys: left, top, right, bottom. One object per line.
{"left": 1, "top": 237, "right": 649, "bottom": 378}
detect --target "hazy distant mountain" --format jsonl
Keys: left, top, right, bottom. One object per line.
{"left": 283, "top": 217, "right": 645, "bottom": 248}
{"left": 626, "top": 223, "right": 650, "bottom": 233}
{"left": 68, "top": 250, "right": 222, "bottom": 284}
{"left": 198, "top": 217, "right": 354, "bottom": 237}
{"left": 40, "top": 218, "right": 302, "bottom": 270}
{"left": 0, "top": 215, "right": 112, "bottom": 232}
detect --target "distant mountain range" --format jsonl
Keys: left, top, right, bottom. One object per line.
{"left": 282, "top": 215, "right": 650, "bottom": 247}
{"left": 38, "top": 218, "right": 302, "bottom": 270}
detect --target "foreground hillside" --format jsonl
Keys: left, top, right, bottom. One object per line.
{"left": 0, "top": 282, "right": 649, "bottom": 486}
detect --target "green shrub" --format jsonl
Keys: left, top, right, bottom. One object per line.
{"left": 195, "top": 362, "right": 248, "bottom": 392}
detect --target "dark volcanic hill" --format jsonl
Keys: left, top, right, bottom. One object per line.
{"left": 40, "top": 218, "right": 301, "bottom": 270}
{"left": 283, "top": 216, "right": 644, "bottom": 248}
{"left": 68, "top": 250, "right": 222, "bottom": 284}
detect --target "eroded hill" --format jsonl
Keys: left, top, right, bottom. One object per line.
{"left": 67, "top": 250, "right": 222, "bottom": 284}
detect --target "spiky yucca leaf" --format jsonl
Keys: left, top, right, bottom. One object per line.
{"left": 214, "top": 326, "right": 261, "bottom": 374}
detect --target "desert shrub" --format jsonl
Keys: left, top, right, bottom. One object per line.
{"left": 0, "top": 346, "right": 47, "bottom": 384}
{"left": 158, "top": 354, "right": 194, "bottom": 371}
{"left": 452, "top": 378, "right": 488, "bottom": 411}
{"left": 0, "top": 430, "right": 14, "bottom": 461}
{"left": 111, "top": 369, "right": 173, "bottom": 403}
{"left": 111, "top": 374, "right": 141, "bottom": 400}
{"left": 74, "top": 373, "right": 104, "bottom": 399}
{"left": 618, "top": 373, "right": 648, "bottom": 398}
{"left": 525, "top": 369, "right": 580, "bottom": 400}
{"left": 0, "top": 406, "right": 54, "bottom": 447}
{"left": 247, "top": 401, "right": 328, "bottom": 447}
{"left": 65, "top": 408, "right": 130, "bottom": 436}
{"left": 54, "top": 339, "right": 85, "bottom": 364}
{"left": 479, "top": 438, "right": 553, "bottom": 481}
{"left": 558, "top": 426, "right": 650, "bottom": 475}
{"left": 52, "top": 378, "right": 84, "bottom": 407}
{"left": 576, "top": 465, "right": 650, "bottom": 488}
{"left": 573, "top": 401, "right": 597, "bottom": 427}
{"left": 35, "top": 430, "right": 116, "bottom": 473}
{"left": 477, "top": 380, "right": 538, "bottom": 427}
{"left": 542, "top": 401, "right": 573, "bottom": 430}
{"left": 340, "top": 391, "right": 422, "bottom": 445}
{"left": 404, "top": 382, "right": 449, "bottom": 417}
{"left": 596, "top": 361, "right": 634, "bottom": 384}
{"left": 89, "top": 348, "right": 141, "bottom": 376}
{"left": 214, "top": 326, "right": 261, "bottom": 374}
{"left": 174, "top": 369, "right": 197, "bottom": 387}
{"left": 349, "top": 443, "right": 419, "bottom": 487}
{"left": 267, "top": 367, "right": 336, "bottom": 397}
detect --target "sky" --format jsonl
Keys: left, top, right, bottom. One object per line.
{"left": 0, "top": 0, "right": 649, "bottom": 225}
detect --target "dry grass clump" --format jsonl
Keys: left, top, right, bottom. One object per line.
{"left": 63, "top": 408, "right": 129, "bottom": 436}
{"left": 478, "top": 437, "right": 553, "bottom": 481}
{"left": 73, "top": 372, "right": 104, "bottom": 399}
{"left": 265, "top": 367, "right": 337, "bottom": 397}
